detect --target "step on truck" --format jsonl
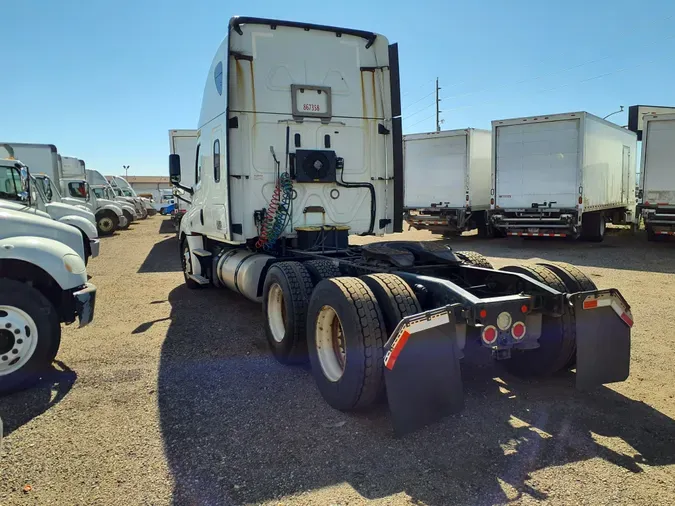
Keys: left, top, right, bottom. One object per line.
{"left": 404, "top": 129, "right": 493, "bottom": 237}
{"left": 490, "top": 112, "right": 637, "bottom": 241}
{"left": 171, "top": 16, "right": 633, "bottom": 435}
{"left": 168, "top": 129, "right": 198, "bottom": 232}
{"left": 635, "top": 112, "right": 675, "bottom": 240}
{"left": 0, "top": 167, "right": 96, "bottom": 394}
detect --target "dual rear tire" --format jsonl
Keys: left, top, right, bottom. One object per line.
{"left": 262, "top": 262, "right": 421, "bottom": 411}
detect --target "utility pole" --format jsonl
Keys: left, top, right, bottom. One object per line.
{"left": 123, "top": 165, "right": 130, "bottom": 177}
{"left": 435, "top": 77, "right": 442, "bottom": 132}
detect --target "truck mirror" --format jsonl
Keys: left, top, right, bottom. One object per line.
{"left": 169, "top": 154, "right": 181, "bottom": 184}
{"left": 18, "top": 166, "right": 31, "bottom": 203}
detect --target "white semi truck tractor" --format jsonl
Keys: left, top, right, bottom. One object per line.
{"left": 108, "top": 175, "right": 155, "bottom": 215}
{"left": 86, "top": 168, "right": 143, "bottom": 222}
{"left": 0, "top": 167, "right": 96, "bottom": 394}
{"left": 59, "top": 157, "right": 130, "bottom": 234}
{"left": 171, "top": 16, "right": 634, "bottom": 435}
{"left": 0, "top": 145, "right": 101, "bottom": 263}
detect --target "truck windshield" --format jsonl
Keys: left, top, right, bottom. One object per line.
{"left": 0, "top": 165, "right": 22, "bottom": 200}
{"left": 67, "top": 181, "right": 90, "bottom": 201}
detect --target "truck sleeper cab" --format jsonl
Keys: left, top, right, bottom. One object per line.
{"left": 172, "top": 17, "right": 633, "bottom": 436}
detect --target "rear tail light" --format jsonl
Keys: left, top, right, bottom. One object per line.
{"left": 482, "top": 325, "right": 498, "bottom": 344}
{"left": 511, "top": 321, "right": 526, "bottom": 340}
{"left": 578, "top": 196, "right": 583, "bottom": 205}
{"left": 490, "top": 198, "right": 495, "bottom": 205}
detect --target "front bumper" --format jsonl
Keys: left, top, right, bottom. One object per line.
{"left": 73, "top": 283, "right": 97, "bottom": 328}
{"left": 90, "top": 239, "right": 101, "bottom": 258}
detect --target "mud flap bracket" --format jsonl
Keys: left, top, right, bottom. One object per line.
{"left": 383, "top": 304, "right": 463, "bottom": 436}
{"left": 572, "top": 289, "right": 632, "bottom": 390}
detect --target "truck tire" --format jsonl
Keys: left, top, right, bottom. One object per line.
{"left": 581, "top": 212, "right": 605, "bottom": 242}
{"left": 455, "top": 251, "right": 494, "bottom": 269}
{"left": 307, "top": 277, "right": 386, "bottom": 410}
{"left": 262, "top": 261, "right": 314, "bottom": 364}
{"left": 303, "top": 260, "right": 341, "bottom": 286}
{"left": 646, "top": 224, "right": 658, "bottom": 242}
{"left": 0, "top": 279, "right": 61, "bottom": 395}
{"left": 536, "top": 262, "right": 597, "bottom": 369}
{"left": 96, "top": 210, "right": 118, "bottom": 236}
{"left": 360, "top": 274, "right": 421, "bottom": 336}
{"left": 120, "top": 210, "right": 133, "bottom": 230}
{"left": 180, "top": 241, "right": 204, "bottom": 290}
{"left": 498, "top": 264, "right": 575, "bottom": 377}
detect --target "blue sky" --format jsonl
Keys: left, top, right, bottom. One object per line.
{"left": 2, "top": 0, "right": 673, "bottom": 176}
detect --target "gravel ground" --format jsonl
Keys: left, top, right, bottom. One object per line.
{"left": 1, "top": 217, "right": 675, "bottom": 506}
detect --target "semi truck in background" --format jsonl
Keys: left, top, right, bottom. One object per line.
{"left": 86, "top": 169, "right": 145, "bottom": 221}
{"left": 637, "top": 113, "right": 675, "bottom": 240}
{"left": 108, "top": 175, "right": 156, "bottom": 216}
{"left": 403, "top": 129, "right": 492, "bottom": 237}
{"left": 0, "top": 169, "right": 96, "bottom": 394}
{"left": 168, "top": 16, "right": 634, "bottom": 435}
{"left": 0, "top": 144, "right": 101, "bottom": 262}
{"left": 168, "top": 129, "right": 198, "bottom": 231}
{"left": 490, "top": 112, "right": 637, "bottom": 241}
{"left": 58, "top": 156, "right": 129, "bottom": 235}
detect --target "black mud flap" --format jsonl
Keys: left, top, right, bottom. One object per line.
{"left": 572, "top": 289, "right": 633, "bottom": 390}
{"left": 383, "top": 305, "right": 463, "bottom": 437}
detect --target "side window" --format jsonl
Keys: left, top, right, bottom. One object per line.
{"left": 195, "top": 143, "right": 201, "bottom": 184}
{"left": 213, "top": 139, "right": 221, "bottom": 183}
{"left": 68, "top": 181, "right": 87, "bottom": 198}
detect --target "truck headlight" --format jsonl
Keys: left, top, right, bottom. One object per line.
{"left": 63, "top": 253, "right": 86, "bottom": 274}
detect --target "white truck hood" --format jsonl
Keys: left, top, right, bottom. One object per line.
{"left": 46, "top": 202, "right": 96, "bottom": 225}
{"left": 0, "top": 200, "right": 52, "bottom": 220}
{"left": 0, "top": 208, "right": 84, "bottom": 259}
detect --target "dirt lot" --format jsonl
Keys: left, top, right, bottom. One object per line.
{"left": 1, "top": 217, "right": 675, "bottom": 506}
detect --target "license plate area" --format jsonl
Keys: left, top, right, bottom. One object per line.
{"left": 527, "top": 227, "right": 540, "bottom": 233}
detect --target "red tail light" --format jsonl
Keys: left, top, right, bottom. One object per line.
{"left": 482, "top": 325, "right": 498, "bottom": 344}
{"left": 511, "top": 322, "right": 526, "bottom": 340}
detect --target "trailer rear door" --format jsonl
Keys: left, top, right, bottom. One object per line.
{"left": 404, "top": 133, "right": 467, "bottom": 208}
{"left": 643, "top": 118, "right": 675, "bottom": 205}
{"left": 495, "top": 119, "right": 579, "bottom": 208}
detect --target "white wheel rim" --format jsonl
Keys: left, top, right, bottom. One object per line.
{"left": 267, "top": 283, "right": 286, "bottom": 343}
{"left": 315, "top": 305, "right": 346, "bottom": 382}
{"left": 0, "top": 305, "right": 39, "bottom": 377}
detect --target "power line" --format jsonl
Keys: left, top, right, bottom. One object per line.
{"left": 440, "top": 23, "right": 675, "bottom": 104}
{"left": 402, "top": 77, "right": 436, "bottom": 98}
{"left": 402, "top": 90, "right": 435, "bottom": 112}
{"left": 405, "top": 112, "right": 437, "bottom": 130}
{"left": 403, "top": 99, "right": 436, "bottom": 119}
{"left": 444, "top": 55, "right": 669, "bottom": 115}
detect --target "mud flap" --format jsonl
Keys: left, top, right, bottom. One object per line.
{"left": 572, "top": 290, "right": 632, "bottom": 390}
{"left": 383, "top": 306, "right": 463, "bottom": 437}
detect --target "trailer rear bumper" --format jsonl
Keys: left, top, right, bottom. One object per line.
{"left": 491, "top": 209, "right": 578, "bottom": 237}
{"left": 642, "top": 207, "right": 675, "bottom": 235}
{"left": 404, "top": 207, "right": 473, "bottom": 233}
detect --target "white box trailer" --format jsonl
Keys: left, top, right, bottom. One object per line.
{"left": 490, "top": 111, "right": 637, "bottom": 241}
{"left": 638, "top": 112, "right": 675, "bottom": 239}
{"left": 403, "top": 129, "right": 492, "bottom": 236}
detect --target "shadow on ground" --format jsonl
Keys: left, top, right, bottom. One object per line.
{"left": 157, "top": 284, "right": 675, "bottom": 505}
{"left": 138, "top": 237, "right": 181, "bottom": 274}
{"left": 159, "top": 219, "right": 176, "bottom": 235}
{"left": 419, "top": 228, "right": 675, "bottom": 274}
{"left": 0, "top": 361, "right": 77, "bottom": 437}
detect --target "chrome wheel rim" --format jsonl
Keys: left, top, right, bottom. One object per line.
{"left": 267, "top": 283, "right": 286, "bottom": 343}
{"left": 99, "top": 217, "right": 114, "bottom": 233}
{"left": 0, "top": 306, "right": 39, "bottom": 377}
{"left": 315, "top": 305, "right": 346, "bottom": 382}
